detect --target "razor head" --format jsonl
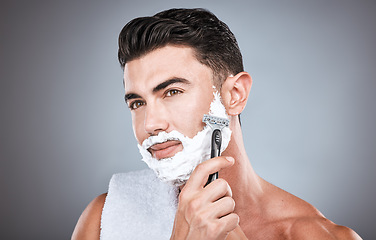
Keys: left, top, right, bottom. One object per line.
{"left": 202, "top": 114, "right": 229, "bottom": 129}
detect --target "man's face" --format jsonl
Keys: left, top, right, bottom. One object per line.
{"left": 124, "top": 45, "right": 215, "bottom": 160}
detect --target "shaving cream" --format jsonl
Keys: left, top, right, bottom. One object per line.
{"left": 138, "top": 91, "right": 232, "bottom": 186}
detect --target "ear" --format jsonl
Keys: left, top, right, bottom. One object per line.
{"left": 221, "top": 72, "right": 252, "bottom": 116}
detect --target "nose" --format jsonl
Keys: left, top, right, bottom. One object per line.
{"left": 144, "top": 103, "right": 169, "bottom": 135}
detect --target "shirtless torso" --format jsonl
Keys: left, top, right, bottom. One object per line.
{"left": 72, "top": 172, "right": 361, "bottom": 239}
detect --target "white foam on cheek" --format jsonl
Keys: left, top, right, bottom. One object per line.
{"left": 138, "top": 90, "right": 232, "bottom": 186}
{"left": 208, "top": 91, "right": 232, "bottom": 153}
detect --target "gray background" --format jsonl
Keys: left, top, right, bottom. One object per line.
{"left": 1, "top": 0, "right": 375, "bottom": 239}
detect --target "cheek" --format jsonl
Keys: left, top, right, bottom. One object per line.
{"left": 169, "top": 93, "right": 212, "bottom": 138}
{"left": 183, "top": 90, "right": 213, "bottom": 118}
{"left": 131, "top": 112, "right": 144, "bottom": 145}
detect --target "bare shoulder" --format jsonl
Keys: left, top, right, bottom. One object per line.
{"left": 264, "top": 183, "right": 362, "bottom": 239}
{"left": 71, "top": 193, "right": 107, "bottom": 240}
{"left": 288, "top": 216, "right": 362, "bottom": 240}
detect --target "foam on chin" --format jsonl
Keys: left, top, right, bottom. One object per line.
{"left": 138, "top": 91, "right": 232, "bottom": 186}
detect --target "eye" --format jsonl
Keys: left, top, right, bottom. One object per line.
{"left": 129, "top": 100, "right": 145, "bottom": 110}
{"left": 165, "top": 89, "right": 182, "bottom": 97}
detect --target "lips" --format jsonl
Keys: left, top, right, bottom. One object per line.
{"left": 148, "top": 140, "right": 183, "bottom": 160}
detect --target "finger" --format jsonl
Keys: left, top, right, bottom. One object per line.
{"left": 217, "top": 213, "right": 239, "bottom": 234}
{"left": 210, "top": 196, "right": 236, "bottom": 219}
{"left": 201, "top": 178, "right": 232, "bottom": 203}
{"left": 185, "top": 156, "right": 235, "bottom": 190}
{"left": 198, "top": 196, "right": 235, "bottom": 221}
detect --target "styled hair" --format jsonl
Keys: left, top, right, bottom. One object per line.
{"left": 118, "top": 8, "right": 244, "bottom": 87}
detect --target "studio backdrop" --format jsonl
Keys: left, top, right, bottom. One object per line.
{"left": 1, "top": 0, "right": 375, "bottom": 239}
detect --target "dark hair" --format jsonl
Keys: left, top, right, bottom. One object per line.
{"left": 118, "top": 8, "right": 244, "bottom": 87}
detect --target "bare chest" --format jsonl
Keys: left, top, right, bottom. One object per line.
{"left": 242, "top": 220, "right": 293, "bottom": 240}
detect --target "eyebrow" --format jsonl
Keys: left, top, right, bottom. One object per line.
{"left": 124, "top": 93, "right": 142, "bottom": 103}
{"left": 124, "top": 77, "right": 191, "bottom": 103}
{"left": 152, "top": 78, "right": 190, "bottom": 93}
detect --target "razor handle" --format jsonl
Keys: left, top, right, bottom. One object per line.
{"left": 205, "top": 129, "right": 222, "bottom": 186}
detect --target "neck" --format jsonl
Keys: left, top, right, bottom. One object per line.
{"left": 220, "top": 116, "right": 264, "bottom": 209}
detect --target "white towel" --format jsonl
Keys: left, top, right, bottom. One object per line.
{"left": 100, "top": 169, "right": 179, "bottom": 239}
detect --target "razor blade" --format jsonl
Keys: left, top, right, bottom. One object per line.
{"left": 202, "top": 114, "right": 229, "bottom": 186}
{"left": 202, "top": 114, "right": 229, "bottom": 129}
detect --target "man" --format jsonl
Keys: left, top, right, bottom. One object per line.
{"left": 72, "top": 8, "right": 361, "bottom": 239}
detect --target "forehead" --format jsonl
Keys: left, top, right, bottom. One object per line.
{"left": 123, "top": 45, "right": 213, "bottom": 91}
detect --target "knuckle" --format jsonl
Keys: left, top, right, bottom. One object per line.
{"left": 220, "top": 197, "right": 236, "bottom": 214}
{"left": 191, "top": 211, "right": 209, "bottom": 229}
{"left": 178, "top": 189, "right": 188, "bottom": 202}
{"left": 214, "top": 178, "right": 228, "bottom": 191}
{"left": 207, "top": 222, "right": 220, "bottom": 239}
{"left": 230, "top": 213, "right": 240, "bottom": 226}
{"left": 194, "top": 163, "right": 205, "bottom": 173}
{"left": 226, "top": 197, "right": 236, "bottom": 210}
{"left": 193, "top": 212, "right": 206, "bottom": 226}
{"left": 187, "top": 198, "right": 201, "bottom": 213}
{"left": 215, "top": 178, "right": 232, "bottom": 196}
{"left": 215, "top": 178, "right": 227, "bottom": 187}
{"left": 223, "top": 213, "right": 239, "bottom": 228}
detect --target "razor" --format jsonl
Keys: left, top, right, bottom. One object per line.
{"left": 202, "top": 114, "right": 229, "bottom": 186}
